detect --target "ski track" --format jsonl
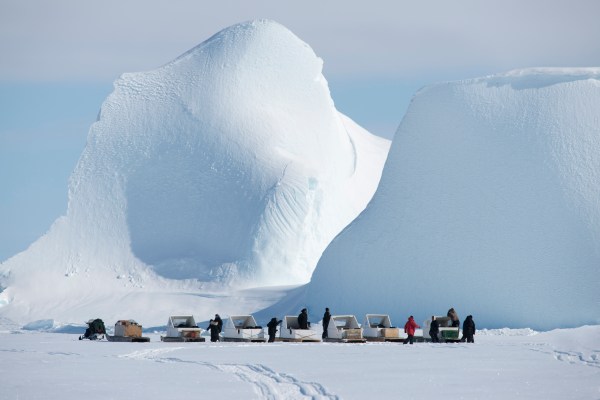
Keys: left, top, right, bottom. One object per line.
{"left": 526, "top": 344, "right": 600, "bottom": 369}
{"left": 551, "top": 350, "right": 600, "bottom": 368}
{"left": 0, "top": 348, "right": 80, "bottom": 357}
{"left": 118, "top": 347, "right": 339, "bottom": 399}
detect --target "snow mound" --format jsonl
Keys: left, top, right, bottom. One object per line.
{"left": 0, "top": 20, "right": 389, "bottom": 324}
{"left": 305, "top": 68, "right": 600, "bottom": 330}
{"left": 478, "top": 328, "right": 538, "bottom": 337}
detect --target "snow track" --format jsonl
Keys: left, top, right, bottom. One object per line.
{"left": 208, "top": 363, "right": 339, "bottom": 399}
{"left": 526, "top": 344, "right": 600, "bottom": 369}
{"left": 552, "top": 350, "right": 600, "bottom": 368}
{"left": 119, "top": 346, "right": 339, "bottom": 399}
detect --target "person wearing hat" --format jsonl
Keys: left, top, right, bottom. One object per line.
{"left": 429, "top": 316, "right": 440, "bottom": 343}
{"left": 298, "top": 308, "right": 309, "bottom": 329}
{"left": 403, "top": 316, "right": 420, "bottom": 345}
{"left": 266, "top": 317, "right": 282, "bottom": 342}
{"left": 461, "top": 315, "right": 476, "bottom": 343}
{"left": 322, "top": 308, "right": 331, "bottom": 339}
{"left": 207, "top": 319, "right": 220, "bottom": 342}
{"left": 447, "top": 308, "right": 460, "bottom": 327}
{"left": 214, "top": 314, "right": 223, "bottom": 334}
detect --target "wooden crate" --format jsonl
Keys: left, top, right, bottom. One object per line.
{"left": 380, "top": 328, "right": 400, "bottom": 338}
{"left": 182, "top": 330, "right": 200, "bottom": 339}
{"left": 343, "top": 329, "right": 363, "bottom": 340}
{"left": 115, "top": 321, "right": 142, "bottom": 338}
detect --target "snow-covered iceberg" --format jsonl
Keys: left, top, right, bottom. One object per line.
{"left": 305, "top": 68, "right": 600, "bottom": 330}
{"left": 0, "top": 20, "right": 389, "bottom": 324}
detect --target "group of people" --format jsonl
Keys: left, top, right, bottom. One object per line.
{"left": 425, "top": 308, "right": 476, "bottom": 344}
{"left": 214, "top": 307, "right": 475, "bottom": 344}
{"left": 265, "top": 307, "right": 330, "bottom": 342}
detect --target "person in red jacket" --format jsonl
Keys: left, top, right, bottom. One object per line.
{"left": 403, "top": 316, "right": 420, "bottom": 345}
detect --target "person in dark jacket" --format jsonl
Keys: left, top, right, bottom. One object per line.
{"left": 429, "top": 316, "right": 440, "bottom": 343}
{"left": 461, "top": 315, "right": 476, "bottom": 343}
{"left": 207, "top": 319, "right": 220, "bottom": 342}
{"left": 266, "top": 317, "right": 282, "bottom": 342}
{"left": 403, "top": 316, "right": 420, "bottom": 345}
{"left": 214, "top": 314, "right": 223, "bottom": 333}
{"left": 298, "top": 308, "right": 309, "bottom": 329}
{"left": 322, "top": 308, "right": 331, "bottom": 339}
{"left": 447, "top": 308, "right": 460, "bottom": 327}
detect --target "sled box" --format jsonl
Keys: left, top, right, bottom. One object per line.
{"left": 181, "top": 330, "right": 200, "bottom": 339}
{"left": 343, "top": 328, "right": 363, "bottom": 340}
{"left": 380, "top": 328, "right": 400, "bottom": 338}
{"left": 441, "top": 329, "right": 459, "bottom": 339}
{"left": 114, "top": 320, "right": 142, "bottom": 338}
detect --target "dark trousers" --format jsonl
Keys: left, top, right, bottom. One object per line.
{"left": 403, "top": 334, "right": 414, "bottom": 344}
{"left": 268, "top": 334, "right": 275, "bottom": 343}
{"left": 429, "top": 331, "right": 439, "bottom": 343}
{"left": 462, "top": 334, "right": 474, "bottom": 343}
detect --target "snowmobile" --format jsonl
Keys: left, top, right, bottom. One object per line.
{"left": 79, "top": 318, "right": 106, "bottom": 340}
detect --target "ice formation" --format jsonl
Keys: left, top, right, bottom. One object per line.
{"left": 305, "top": 68, "right": 600, "bottom": 330}
{"left": 0, "top": 20, "right": 389, "bottom": 324}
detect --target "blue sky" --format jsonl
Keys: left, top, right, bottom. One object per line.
{"left": 1, "top": 0, "right": 599, "bottom": 261}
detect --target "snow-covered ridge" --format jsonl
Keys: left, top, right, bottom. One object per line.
{"left": 305, "top": 68, "right": 600, "bottom": 331}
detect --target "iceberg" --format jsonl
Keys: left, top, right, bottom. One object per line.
{"left": 0, "top": 20, "right": 389, "bottom": 324}
{"left": 305, "top": 68, "right": 600, "bottom": 330}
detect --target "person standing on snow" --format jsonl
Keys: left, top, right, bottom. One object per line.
{"left": 429, "top": 316, "right": 440, "bottom": 343}
{"left": 403, "top": 316, "right": 420, "bottom": 345}
{"left": 447, "top": 308, "right": 460, "bottom": 327}
{"left": 461, "top": 315, "right": 476, "bottom": 343}
{"left": 298, "top": 308, "right": 310, "bottom": 329}
{"left": 266, "top": 317, "right": 282, "bottom": 342}
{"left": 207, "top": 319, "right": 220, "bottom": 342}
{"left": 322, "top": 308, "right": 331, "bottom": 339}
{"left": 214, "top": 314, "right": 223, "bottom": 334}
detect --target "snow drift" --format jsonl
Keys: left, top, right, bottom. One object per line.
{"left": 305, "top": 68, "right": 600, "bottom": 331}
{"left": 0, "top": 20, "right": 389, "bottom": 324}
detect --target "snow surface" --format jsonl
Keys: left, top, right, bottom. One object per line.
{"left": 305, "top": 68, "right": 600, "bottom": 331}
{"left": 1, "top": 324, "right": 598, "bottom": 399}
{"left": 0, "top": 20, "right": 389, "bottom": 325}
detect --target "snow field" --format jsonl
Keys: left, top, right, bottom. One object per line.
{"left": 1, "top": 326, "right": 599, "bottom": 400}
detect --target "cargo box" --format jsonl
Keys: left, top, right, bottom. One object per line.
{"left": 380, "top": 328, "right": 400, "bottom": 338}
{"left": 114, "top": 320, "right": 142, "bottom": 338}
